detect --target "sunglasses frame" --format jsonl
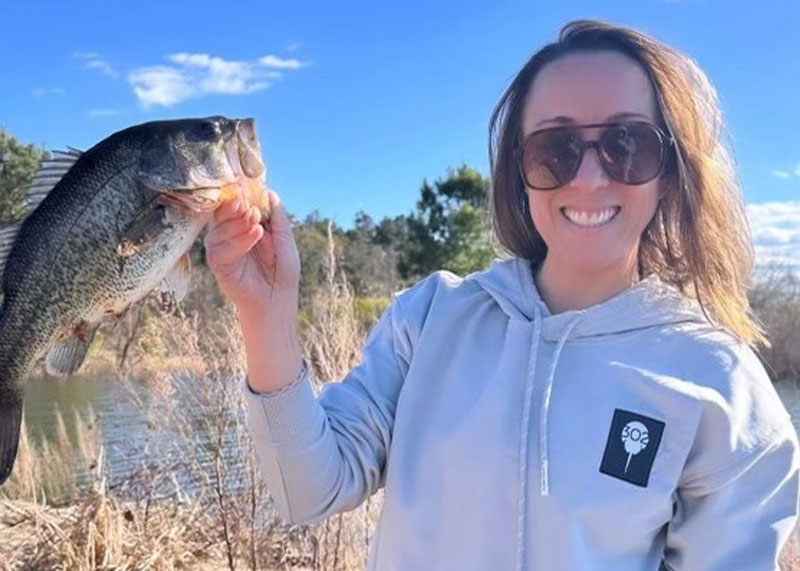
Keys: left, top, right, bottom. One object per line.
{"left": 514, "top": 121, "right": 674, "bottom": 191}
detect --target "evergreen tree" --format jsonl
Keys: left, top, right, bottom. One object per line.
{"left": 0, "top": 129, "right": 49, "bottom": 224}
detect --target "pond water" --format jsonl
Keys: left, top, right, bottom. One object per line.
{"left": 18, "top": 373, "right": 800, "bottom": 498}
{"left": 19, "top": 371, "right": 252, "bottom": 499}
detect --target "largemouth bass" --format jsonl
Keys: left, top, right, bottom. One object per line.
{"left": 0, "top": 116, "right": 269, "bottom": 484}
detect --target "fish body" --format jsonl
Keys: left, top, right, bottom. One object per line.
{"left": 0, "top": 116, "right": 267, "bottom": 483}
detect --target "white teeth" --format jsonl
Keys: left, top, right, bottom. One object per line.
{"left": 562, "top": 207, "right": 619, "bottom": 227}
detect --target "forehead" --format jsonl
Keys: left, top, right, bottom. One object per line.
{"left": 522, "top": 50, "right": 658, "bottom": 132}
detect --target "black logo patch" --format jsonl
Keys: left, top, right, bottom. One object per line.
{"left": 599, "top": 409, "right": 664, "bottom": 487}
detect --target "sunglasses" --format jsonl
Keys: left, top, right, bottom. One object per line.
{"left": 514, "top": 121, "right": 673, "bottom": 190}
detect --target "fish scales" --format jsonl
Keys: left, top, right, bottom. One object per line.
{"left": 0, "top": 116, "right": 268, "bottom": 483}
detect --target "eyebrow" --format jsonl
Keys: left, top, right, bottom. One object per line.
{"left": 534, "top": 111, "right": 652, "bottom": 128}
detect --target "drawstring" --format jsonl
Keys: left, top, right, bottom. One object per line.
{"left": 515, "top": 310, "right": 583, "bottom": 570}
{"left": 516, "top": 302, "right": 542, "bottom": 571}
{"left": 540, "top": 315, "right": 582, "bottom": 496}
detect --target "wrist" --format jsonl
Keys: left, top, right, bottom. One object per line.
{"left": 235, "top": 291, "right": 298, "bottom": 320}
{"left": 235, "top": 301, "right": 304, "bottom": 394}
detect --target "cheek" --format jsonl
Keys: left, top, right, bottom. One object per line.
{"left": 528, "top": 193, "right": 557, "bottom": 237}
{"left": 625, "top": 184, "right": 662, "bottom": 240}
{"left": 637, "top": 183, "right": 661, "bottom": 220}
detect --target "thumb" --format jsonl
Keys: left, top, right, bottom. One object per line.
{"left": 265, "top": 189, "right": 294, "bottom": 236}
{"left": 252, "top": 188, "right": 296, "bottom": 262}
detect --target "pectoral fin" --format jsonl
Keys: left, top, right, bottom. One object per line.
{"left": 117, "top": 204, "right": 172, "bottom": 257}
{"left": 0, "top": 399, "right": 23, "bottom": 485}
{"left": 159, "top": 252, "right": 191, "bottom": 302}
{"left": 45, "top": 322, "right": 98, "bottom": 378}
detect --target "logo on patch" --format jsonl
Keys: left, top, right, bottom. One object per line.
{"left": 599, "top": 409, "right": 664, "bottom": 487}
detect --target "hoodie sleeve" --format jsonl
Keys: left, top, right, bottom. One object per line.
{"left": 241, "top": 280, "right": 428, "bottom": 525}
{"left": 663, "top": 345, "right": 800, "bottom": 570}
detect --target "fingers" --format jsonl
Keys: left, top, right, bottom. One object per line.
{"left": 214, "top": 184, "right": 263, "bottom": 225}
{"left": 205, "top": 223, "right": 264, "bottom": 267}
{"left": 206, "top": 203, "right": 262, "bottom": 248}
{"left": 213, "top": 196, "right": 241, "bottom": 225}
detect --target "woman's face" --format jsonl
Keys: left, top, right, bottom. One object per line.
{"left": 521, "top": 50, "right": 662, "bottom": 278}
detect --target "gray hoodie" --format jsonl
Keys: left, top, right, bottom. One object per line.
{"left": 244, "top": 257, "right": 800, "bottom": 570}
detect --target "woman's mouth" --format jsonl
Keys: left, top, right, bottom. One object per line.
{"left": 561, "top": 206, "right": 621, "bottom": 227}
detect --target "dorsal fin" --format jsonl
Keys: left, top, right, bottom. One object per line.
{"left": 0, "top": 148, "right": 83, "bottom": 294}
{"left": 0, "top": 222, "right": 22, "bottom": 280}
{"left": 26, "top": 148, "right": 82, "bottom": 212}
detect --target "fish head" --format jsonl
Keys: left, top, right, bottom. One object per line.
{"left": 137, "top": 116, "right": 266, "bottom": 212}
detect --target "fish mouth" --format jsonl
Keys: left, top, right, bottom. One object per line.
{"left": 160, "top": 187, "right": 222, "bottom": 212}
{"left": 151, "top": 117, "right": 265, "bottom": 213}
{"left": 227, "top": 118, "right": 265, "bottom": 180}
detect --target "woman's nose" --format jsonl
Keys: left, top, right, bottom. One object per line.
{"left": 568, "top": 146, "right": 610, "bottom": 190}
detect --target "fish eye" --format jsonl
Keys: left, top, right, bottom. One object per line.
{"left": 186, "top": 121, "right": 221, "bottom": 143}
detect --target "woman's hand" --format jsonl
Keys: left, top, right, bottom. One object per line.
{"left": 205, "top": 187, "right": 304, "bottom": 393}
{"left": 205, "top": 188, "right": 301, "bottom": 313}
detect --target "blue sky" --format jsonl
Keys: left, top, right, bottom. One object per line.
{"left": 1, "top": 0, "right": 798, "bottom": 265}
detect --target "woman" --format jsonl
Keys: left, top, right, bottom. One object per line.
{"left": 204, "top": 20, "right": 800, "bottom": 570}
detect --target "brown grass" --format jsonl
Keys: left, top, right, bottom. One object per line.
{"left": 1, "top": 409, "right": 100, "bottom": 506}
{"left": 0, "top": 223, "right": 378, "bottom": 570}
{"left": 750, "top": 267, "right": 800, "bottom": 382}
{"left": 1, "top": 235, "right": 798, "bottom": 569}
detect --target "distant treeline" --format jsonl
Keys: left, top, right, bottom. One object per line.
{"left": 3, "top": 129, "right": 798, "bottom": 382}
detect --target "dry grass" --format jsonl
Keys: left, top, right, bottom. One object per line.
{"left": 0, "top": 223, "right": 378, "bottom": 570}
{"left": 1, "top": 409, "right": 99, "bottom": 507}
{"left": 750, "top": 267, "right": 800, "bottom": 382}
{"left": 298, "top": 222, "right": 382, "bottom": 571}
{"left": 1, "top": 237, "right": 799, "bottom": 569}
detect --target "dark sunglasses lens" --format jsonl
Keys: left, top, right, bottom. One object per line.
{"left": 599, "top": 124, "right": 664, "bottom": 184}
{"left": 522, "top": 129, "right": 582, "bottom": 189}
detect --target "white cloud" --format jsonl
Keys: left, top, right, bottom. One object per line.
{"left": 72, "top": 51, "right": 99, "bottom": 59}
{"left": 259, "top": 54, "right": 306, "bottom": 70}
{"left": 88, "top": 109, "right": 120, "bottom": 117}
{"left": 747, "top": 201, "right": 800, "bottom": 271}
{"left": 32, "top": 87, "right": 65, "bottom": 97}
{"left": 771, "top": 162, "right": 800, "bottom": 179}
{"left": 128, "top": 52, "right": 306, "bottom": 108}
{"left": 85, "top": 59, "right": 117, "bottom": 77}
{"left": 129, "top": 66, "right": 195, "bottom": 107}
{"left": 73, "top": 51, "right": 118, "bottom": 78}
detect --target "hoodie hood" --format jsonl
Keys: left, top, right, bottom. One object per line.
{"left": 466, "top": 257, "right": 709, "bottom": 342}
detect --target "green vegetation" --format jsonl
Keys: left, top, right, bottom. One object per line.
{"left": 0, "top": 129, "right": 49, "bottom": 224}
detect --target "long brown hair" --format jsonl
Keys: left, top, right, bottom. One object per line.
{"left": 488, "top": 19, "right": 767, "bottom": 347}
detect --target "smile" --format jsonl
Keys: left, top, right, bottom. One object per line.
{"left": 561, "top": 206, "right": 621, "bottom": 227}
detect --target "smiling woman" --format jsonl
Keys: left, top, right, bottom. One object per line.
{"left": 517, "top": 51, "right": 667, "bottom": 313}
{"left": 490, "top": 22, "right": 760, "bottom": 342}
{"left": 204, "top": 18, "right": 800, "bottom": 571}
